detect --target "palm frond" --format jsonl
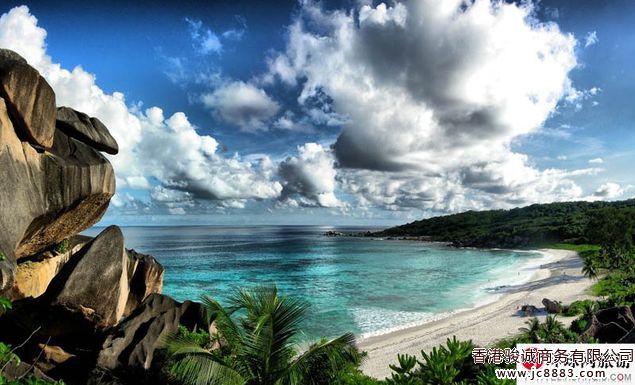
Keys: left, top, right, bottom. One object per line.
{"left": 165, "top": 334, "right": 216, "bottom": 356}
{"left": 201, "top": 295, "right": 244, "bottom": 351}
{"left": 170, "top": 354, "right": 246, "bottom": 385}
{"left": 283, "top": 332, "right": 357, "bottom": 384}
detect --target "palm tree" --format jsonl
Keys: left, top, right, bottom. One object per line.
{"left": 581, "top": 257, "right": 598, "bottom": 280}
{"left": 166, "top": 286, "right": 357, "bottom": 385}
{"left": 518, "top": 317, "right": 541, "bottom": 342}
{"left": 581, "top": 301, "right": 598, "bottom": 321}
{"left": 542, "top": 315, "right": 565, "bottom": 342}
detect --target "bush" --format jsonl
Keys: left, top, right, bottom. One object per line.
{"left": 592, "top": 270, "right": 635, "bottom": 305}
{"left": 53, "top": 239, "right": 70, "bottom": 254}
{"left": 562, "top": 300, "right": 596, "bottom": 316}
{"left": 570, "top": 318, "right": 588, "bottom": 334}
{"left": 383, "top": 337, "right": 507, "bottom": 385}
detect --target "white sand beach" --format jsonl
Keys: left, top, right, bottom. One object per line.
{"left": 360, "top": 249, "right": 595, "bottom": 379}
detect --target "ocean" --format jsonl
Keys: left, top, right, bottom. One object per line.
{"left": 84, "top": 225, "right": 543, "bottom": 341}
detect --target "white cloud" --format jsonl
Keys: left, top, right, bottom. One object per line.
{"left": 593, "top": 182, "right": 623, "bottom": 199}
{"left": 0, "top": 6, "right": 282, "bottom": 212}
{"left": 278, "top": 143, "right": 341, "bottom": 207}
{"left": 588, "top": 157, "right": 604, "bottom": 164}
{"left": 584, "top": 31, "right": 598, "bottom": 48}
{"left": 168, "top": 207, "right": 187, "bottom": 215}
{"left": 268, "top": 0, "right": 588, "bottom": 211}
{"left": 201, "top": 81, "right": 280, "bottom": 131}
{"left": 1, "top": 4, "right": 606, "bottom": 217}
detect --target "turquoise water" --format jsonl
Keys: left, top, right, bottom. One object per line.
{"left": 85, "top": 226, "right": 541, "bottom": 340}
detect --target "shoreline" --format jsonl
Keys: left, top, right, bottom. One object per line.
{"left": 359, "top": 249, "right": 595, "bottom": 379}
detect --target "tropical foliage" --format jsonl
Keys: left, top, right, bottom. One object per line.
{"left": 382, "top": 337, "right": 512, "bottom": 385}
{"left": 166, "top": 286, "right": 358, "bottom": 385}
{"left": 379, "top": 199, "right": 635, "bottom": 248}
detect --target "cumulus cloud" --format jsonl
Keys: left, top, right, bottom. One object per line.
{"left": 266, "top": 0, "right": 596, "bottom": 211}
{"left": 0, "top": 6, "right": 282, "bottom": 214}
{"left": 201, "top": 81, "right": 280, "bottom": 131}
{"left": 593, "top": 182, "right": 623, "bottom": 199}
{"left": 271, "top": 1, "right": 577, "bottom": 170}
{"left": 588, "top": 157, "right": 604, "bottom": 164}
{"left": 278, "top": 143, "right": 341, "bottom": 207}
{"left": 1, "top": 3, "right": 611, "bottom": 217}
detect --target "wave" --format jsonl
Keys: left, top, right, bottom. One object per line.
{"left": 355, "top": 249, "right": 556, "bottom": 340}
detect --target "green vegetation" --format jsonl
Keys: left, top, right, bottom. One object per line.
{"left": 379, "top": 199, "right": 635, "bottom": 248}
{"left": 379, "top": 337, "right": 514, "bottom": 385}
{"left": 547, "top": 243, "right": 601, "bottom": 253}
{"left": 0, "top": 298, "right": 11, "bottom": 315}
{"left": 53, "top": 239, "right": 70, "bottom": 254}
{"left": 561, "top": 299, "right": 596, "bottom": 317}
{"left": 166, "top": 286, "right": 358, "bottom": 385}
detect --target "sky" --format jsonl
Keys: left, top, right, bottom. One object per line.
{"left": 0, "top": 0, "right": 633, "bottom": 226}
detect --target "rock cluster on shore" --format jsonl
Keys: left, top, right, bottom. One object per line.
{"left": 0, "top": 49, "right": 206, "bottom": 384}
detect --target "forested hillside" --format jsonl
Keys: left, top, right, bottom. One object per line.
{"left": 380, "top": 199, "right": 635, "bottom": 248}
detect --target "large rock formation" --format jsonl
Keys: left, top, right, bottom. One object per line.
{"left": 580, "top": 306, "right": 635, "bottom": 342}
{"left": 0, "top": 49, "right": 56, "bottom": 148}
{"left": 0, "top": 48, "right": 202, "bottom": 385}
{"left": 0, "top": 50, "right": 115, "bottom": 290}
{"left": 57, "top": 107, "right": 119, "bottom": 154}
{"left": 125, "top": 250, "right": 164, "bottom": 315}
{"left": 50, "top": 226, "right": 131, "bottom": 326}
{"left": 7, "top": 235, "right": 91, "bottom": 300}
{"left": 97, "top": 294, "right": 205, "bottom": 373}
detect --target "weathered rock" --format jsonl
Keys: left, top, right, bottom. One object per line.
{"left": 6, "top": 236, "right": 91, "bottom": 300}
{"left": 542, "top": 298, "right": 562, "bottom": 314}
{"left": 97, "top": 294, "right": 205, "bottom": 372}
{"left": 124, "top": 249, "right": 164, "bottom": 316}
{"left": 619, "top": 328, "right": 635, "bottom": 343}
{"left": 50, "top": 226, "right": 130, "bottom": 327}
{"left": 594, "top": 306, "right": 635, "bottom": 330}
{"left": 580, "top": 306, "right": 635, "bottom": 342}
{"left": 521, "top": 304, "right": 539, "bottom": 316}
{"left": 0, "top": 48, "right": 27, "bottom": 64}
{"left": 36, "top": 344, "right": 76, "bottom": 372}
{"left": 0, "top": 49, "right": 55, "bottom": 148}
{"left": 0, "top": 98, "right": 115, "bottom": 289}
{"left": 56, "top": 107, "right": 119, "bottom": 154}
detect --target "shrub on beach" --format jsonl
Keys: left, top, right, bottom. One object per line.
{"left": 562, "top": 299, "right": 596, "bottom": 316}
{"left": 383, "top": 337, "right": 511, "bottom": 385}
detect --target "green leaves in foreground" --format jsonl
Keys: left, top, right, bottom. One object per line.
{"left": 385, "top": 337, "right": 513, "bottom": 385}
{"left": 166, "top": 286, "right": 358, "bottom": 385}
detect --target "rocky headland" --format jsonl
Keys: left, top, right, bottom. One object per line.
{"left": 0, "top": 49, "right": 206, "bottom": 384}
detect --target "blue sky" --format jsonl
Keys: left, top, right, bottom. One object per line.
{"left": 0, "top": 0, "right": 633, "bottom": 226}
